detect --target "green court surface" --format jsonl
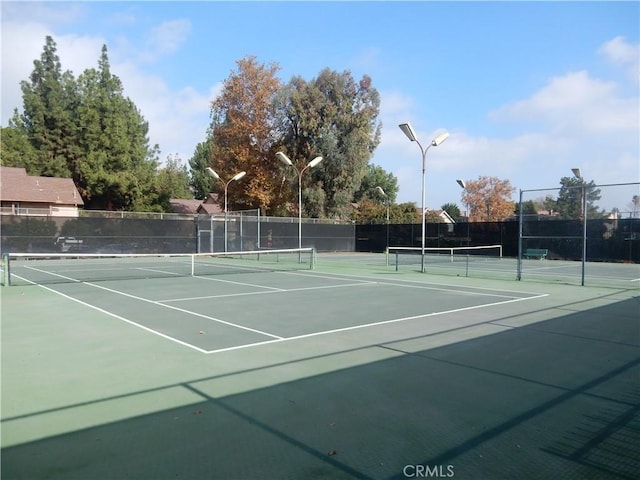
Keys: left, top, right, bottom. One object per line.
{"left": 1, "top": 253, "right": 638, "bottom": 479}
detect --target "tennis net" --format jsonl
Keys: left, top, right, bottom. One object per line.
{"left": 387, "top": 245, "right": 503, "bottom": 271}
{"left": 1, "top": 248, "right": 315, "bottom": 286}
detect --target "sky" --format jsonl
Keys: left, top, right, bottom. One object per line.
{"left": 2, "top": 1, "right": 639, "bottom": 213}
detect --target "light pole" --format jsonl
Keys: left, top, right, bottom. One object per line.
{"left": 399, "top": 122, "right": 449, "bottom": 272}
{"left": 572, "top": 167, "right": 587, "bottom": 286}
{"left": 375, "top": 186, "right": 390, "bottom": 252}
{"left": 456, "top": 179, "right": 470, "bottom": 246}
{"left": 276, "top": 152, "right": 323, "bottom": 250}
{"left": 206, "top": 167, "right": 246, "bottom": 252}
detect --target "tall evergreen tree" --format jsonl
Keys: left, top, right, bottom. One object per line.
{"left": 188, "top": 139, "right": 214, "bottom": 200}
{"left": 75, "top": 45, "right": 159, "bottom": 210}
{"left": 18, "top": 35, "right": 78, "bottom": 177}
{"left": 555, "top": 176, "right": 602, "bottom": 220}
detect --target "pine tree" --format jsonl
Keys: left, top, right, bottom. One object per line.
{"left": 18, "top": 36, "right": 78, "bottom": 177}
{"left": 76, "top": 45, "right": 159, "bottom": 210}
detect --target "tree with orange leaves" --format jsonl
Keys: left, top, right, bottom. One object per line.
{"left": 460, "top": 176, "right": 516, "bottom": 222}
{"left": 208, "top": 56, "right": 283, "bottom": 213}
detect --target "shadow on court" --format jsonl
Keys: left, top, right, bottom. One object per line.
{"left": 2, "top": 296, "right": 639, "bottom": 479}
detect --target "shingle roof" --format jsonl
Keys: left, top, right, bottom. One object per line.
{"left": 169, "top": 198, "right": 202, "bottom": 214}
{"left": 0, "top": 167, "right": 84, "bottom": 205}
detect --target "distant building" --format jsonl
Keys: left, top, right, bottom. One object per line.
{"left": 168, "top": 194, "right": 223, "bottom": 216}
{"left": 196, "top": 193, "right": 223, "bottom": 215}
{"left": 0, "top": 167, "right": 84, "bottom": 216}
{"left": 168, "top": 198, "right": 204, "bottom": 215}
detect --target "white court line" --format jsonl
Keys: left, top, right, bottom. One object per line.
{"left": 22, "top": 265, "right": 81, "bottom": 282}
{"left": 203, "top": 293, "right": 550, "bottom": 354}
{"left": 191, "top": 275, "right": 285, "bottom": 291}
{"left": 287, "top": 270, "right": 537, "bottom": 299}
{"left": 11, "top": 277, "right": 210, "bottom": 354}
{"left": 83, "top": 282, "right": 283, "bottom": 340}
{"left": 14, "top": 267, "right": 548, "bottom": 355}
{"left": 159, "top": 281, "right": 377, "bottom": 303}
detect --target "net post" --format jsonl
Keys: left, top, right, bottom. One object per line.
{"left": 1, "top": 253, "right": 10, "bottom": 286}
{"left": 385, "top": 247, "right": 389, "bottom": 267}
{"left": 191, "top": 254, "right": 195, "bottom": 276}
{"left": 311, "top": 248, "right": 316, "bottom": 270}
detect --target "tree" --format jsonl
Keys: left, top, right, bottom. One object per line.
{"left": 74, "top": 45, "right": 160, "bottom": 210}
{"left": 155, "top": 155, "right": 192, "bottom": 209}
{"left": 353, "top": 200, "right": 420, "bottom": 224}
{"left": 7, "top": 38, "right": 161, "bottom": 211}
{"left": 0, "top": 123, "right": 38, "bottom": 170}
{"left": 353, "top": 163, "right": 398, "bottom": 203}
{"left": 460, "top": 176, "right": 516, "bottom": 222}
{"left": 188, "top": 139, "right": 214, "bottom": 200}
{"left": 514, "top": 200, "right": 537, "bottom": 216}
{"left": 278, "top": 69, "right": 381, "bottom": 218}
{"left": 555, "top": 176, "right": 602, "bottom": 220}
{"left": 16, "top": 36, "right": 77, "bottom": 177}
{"left": 208, "top": 55, "right": 282, "bottom": 213}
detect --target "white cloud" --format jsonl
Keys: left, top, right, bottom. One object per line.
{"left": 598, "top": 36, "right": 640, "bottom": 84}
{"left": 1, "top": 2, "right": 87, "bottom": 25}
{"left": 376, "top": 51, "right": 639, "bottom": 211}
{"left": 489, "top": 70, "right": 638, "bottom": 135}
{"left": 141, "top": 19, "right": 191, "bottom": 62}
{"left": 111, "top": 60, "right": 220, "bottom": 163}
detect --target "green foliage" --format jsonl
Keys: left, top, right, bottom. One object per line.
{"left": 17, "top": 36, "right": 76, "bottom": 178}
{"left": 0, "top": 124, "right": 38, "bottom": 170}
{"left": 441, "top": 202, "right": 461, "bottom": 221}
{"left": 75, "top": 46, "right": 159, "bottom": 210}
{"left": 188, "top": 140, "right": 214, "bottom": 199}
{"left": 353, "top": 200, "right": 420, "bottom": 224}
{"left": 5, "top": 37, "right": 163, "bottom": 211}
{"left": 555, "top": 176, "right": 602, "bottom": 219}
{"left": 156, "top": 155, "right": 192, "bottom": 208}
{"left": 514, "top": 200, "right": 537, "bottom": 216}
{"left": 354, "top": 164, "right": 398, "bottom": 203}
{"left": 278, "top": 69, "right": 382, "bottom": 218}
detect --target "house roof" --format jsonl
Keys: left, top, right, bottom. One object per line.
{"left": 169, "top": 198, "right": 203, "bottom": 215}
{"left": 196, "top": 193, "right": 223, "bottom": 214}
{"left": 197, "top": 202, "right": 223, "bottom": 215}
{"left": 0, "top": 167, "right": 83, "bottom": 205}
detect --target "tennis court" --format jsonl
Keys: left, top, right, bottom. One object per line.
{"left": 381, "top": 246, "right": 640, "bottom": 289}
{"left": 2, "top": 250, "right": 638, "bottom": 479}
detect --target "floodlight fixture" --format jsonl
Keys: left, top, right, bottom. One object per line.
{"left": 206, "top": 167, "right": 220, "bottom": 180}
{"left": 399, "top": 121, "right": 450, "bottom": 272}
{"left": 399, "top": 122, "right": 418, "bottom": 142}
{"left": 571, "top": 168, "right": 582, "bottom": 179}
{"left": 276, "top": 151, "right": 293, "bottom": 166}
{"left": 432, "top": 132, "right": 450, "bottom": 146}
{"left": 308, "top": 156, "right": 323, "bottom": 168}
{"left": 456, "top": 179, "right": 466, "bottom": 189}
{"left": 206, "top": 167, "right": 247, "bottom": 252}
{"left": 276, "top": 152, "right": 325, "bottom": 250}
